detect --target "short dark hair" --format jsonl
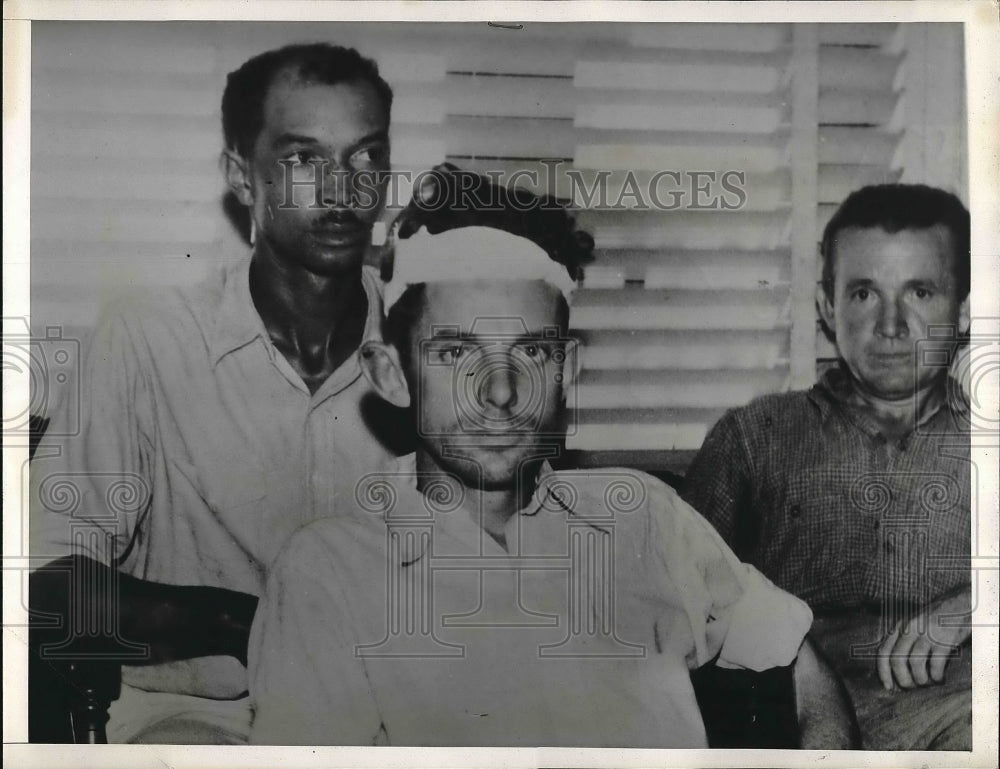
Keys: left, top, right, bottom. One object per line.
{"left": 820, "top": 183, "right": 970, "bottom": 301}
{"left": 221, "top": 43, "right": 393, "bottom": 158}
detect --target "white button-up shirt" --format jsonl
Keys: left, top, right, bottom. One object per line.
{"left": 249, "top": 461, "right": 813, "bottom": 746}
{"left": 31, "top": 255, "right": 400, "bottom": 703}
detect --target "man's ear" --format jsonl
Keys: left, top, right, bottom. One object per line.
{"left": 359, "top": 340, "right": 411, "bottom": 408}
{"left": 558, "top": 338, "right": 581, "bottom": 402}
{"left": 816, "top": 284, "right": 836, "bottom": 339}
{"left": 958, "top": 294, "right": 970, "bottom": 336}
{"left": 221, "top": 149, "right": 254, "bottom": 207}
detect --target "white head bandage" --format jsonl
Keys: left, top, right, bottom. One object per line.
{"left": 383, "top": 226, "right": 578, "bottom": 311}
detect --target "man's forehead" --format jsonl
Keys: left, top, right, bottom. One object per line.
{"left": 418, "top": 280, "right": 564, "bottom": 335}
{"left": 260, "top": 69, "right": 386, "bottom": 129}
{"left": 834, "top": 224, "right": 957, "bottom": 277}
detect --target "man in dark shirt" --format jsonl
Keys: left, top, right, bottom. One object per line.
{"left": 683, "top": 184, "right": 972, "bottom": 749}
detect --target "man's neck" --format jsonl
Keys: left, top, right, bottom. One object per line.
{"left": 415, "top": 452, "right": 539, "bottom": 551}
{"left": 842, "top": 373, "right": 947, "bottom": 440}
{"left": 249, "top": 244, "right": 368, "bottom": 393}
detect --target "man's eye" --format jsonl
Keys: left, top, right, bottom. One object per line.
{"left": 287, "top": 150, "right": 324, "bottom": 166}
{"left": 435, "top": 344, "right": 464, "bottom": 364}
{"left": 351, "top": 145, "right": 388, "bottom": 166}
{"left": 913, "top": 287, "right": 933, "bottom": 300}
{"left": 518, "top": 343, "right": 550, "bottom": 361}
{"left": 852, "top": 288, "right": 871, "bottom": 302}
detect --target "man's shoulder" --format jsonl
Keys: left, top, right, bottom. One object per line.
{"left": 91, "top": 259, "right": 243, "bottom": 353}
{"left": 270, "top": 511, "right": 389, "bottom": 585}
{"left": 97, "top": 264, "right": 227, "bottom": 330}
{"left": 540, "top": 465, "right": 692, "bottom": 533}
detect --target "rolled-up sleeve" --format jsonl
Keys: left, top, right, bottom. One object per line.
{"left": 29, "top": 305, "right": 154, "bottom": 568}
{"left": 647, "top": 478, "right": 812, "bottom": 672}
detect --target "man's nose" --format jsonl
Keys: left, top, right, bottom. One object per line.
{"left": 321, "top": 165, "right": 353, "bottom": 208}
{"left": 875, "top": 296, "right": 909, "bottom": 339}
{"left": 478, "top": 354, "right": 519, "bottom": 413}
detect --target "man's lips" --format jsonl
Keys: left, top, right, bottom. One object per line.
{"left": 870, "top": 351, "right": 913, "bottom": 364}
{"left": 310, "top": 223, "right": 367, "bottom": 244}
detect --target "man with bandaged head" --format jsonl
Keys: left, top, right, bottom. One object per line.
{"left": 247, "top": 169, "right": 857, "bottom": 747}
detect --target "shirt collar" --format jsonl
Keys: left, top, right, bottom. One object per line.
{"left": 208, "top": 255, "right": 267, "bottom": 367}
{"left": 807, "top": 362, "right": 966, "bottom": 434}
{"left": 208, "top": 254, "right": 385, "bottom": 367}
{"left": 387, "top": 455, "right": 556, "bottom": 567}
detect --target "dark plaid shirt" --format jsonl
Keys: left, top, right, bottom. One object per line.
{"left": 683, "top": 367, "right": 971, "bottom": 612}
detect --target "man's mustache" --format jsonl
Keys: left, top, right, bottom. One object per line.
{"left": 313, "top": 208, "right": 366, "bottom": 229}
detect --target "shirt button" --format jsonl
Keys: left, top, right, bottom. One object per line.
{"left": 790, "top": 504, "right": 802, "bottom": 519}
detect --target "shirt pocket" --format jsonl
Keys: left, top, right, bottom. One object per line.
{"left": 760, "top": 478, "right": 852, "bottom": 602}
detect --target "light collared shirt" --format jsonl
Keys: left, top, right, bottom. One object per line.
{"left": 30, "top": 255, "right": 399, "bottom": 704}
{"left": 248, "top": 459, "right": 812, "bottom": 746}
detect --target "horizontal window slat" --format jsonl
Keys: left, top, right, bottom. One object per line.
{"left": 33, "top": 174, "right": 222, "bottom": 204}
{"left": 33, "top": 77, "right": 219, "bottom": 116}
{"left": 438, "top": 117, "right": 575, "bottom": 158}
{"left": 818, "top": 164, "right": 902, "bottom": 203}
{"left": 570, "top": 287, "right": 790, "bottom": 330}
{"left": 443, "top": 74, "right": 576, "bottom": 119}
{"left": 575, "top": 101, "right": 783, "bottom": 135}
{"left": 818, "top": 89, "right": 898, "bottom": 126}
{"left": 584, "top": 248, "right": 790, "bottom": 287}
{"left": 35, "top": 123, "right": 220, "bottom": 162}
{"left": 575, "top": 57, "right": 785, "bottom": 94}
{"left": 446, "top": 40, "right": 582, "bottom": 77}
{"left": 575, "top": 139, "right": 785, "bottom": 172}
{"left": 32, "top": 201, "right": 218, "bottom": 243}
{"left": 818, "top": 127, "right": 901, "bottom": 166}
{"left": 34, "top": 23, "right": 217, "bottom": 74}
{"left": 580, "top": 210, "right": 791, "bottom": 251}
{"left": 627, "top": 24, "right": 788, "bottom": 53}
{"left": 580, "top": 334, "right": 788, "bottom": 370}
{"left": 819, "top": 24, "right": 898, "bottom": 48}
{"left": 818, "top": 48, "right": 901, "bottom": 91}
{"left": 575, "top": 368, "right": 788, "bottom": 408}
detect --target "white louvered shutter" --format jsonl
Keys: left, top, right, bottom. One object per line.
{"left": 31, "top": 22, "right": 960, "bottom": 474}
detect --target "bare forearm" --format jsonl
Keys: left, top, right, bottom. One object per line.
{"left": 30, "top": 555, "right": 257, "bottom": 665}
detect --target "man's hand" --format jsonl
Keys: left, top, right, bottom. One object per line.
{"left": 877, "top": 586, "right": 972, "bottom": 691}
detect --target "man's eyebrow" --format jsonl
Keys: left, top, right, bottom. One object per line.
{"left": 271, "top": 130, "right": 389, "bottom": 149}
{"left": 904, "top": 278, "right": 942, "bottom": 289}
{"left": 843, "top": 278, "right": 875, "bottom": 291}
{"left": 354, "top": 129, "right": 390, "bottom": 146}
{"left": 272, "top": 133, "right": 320, "bottom": 148}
